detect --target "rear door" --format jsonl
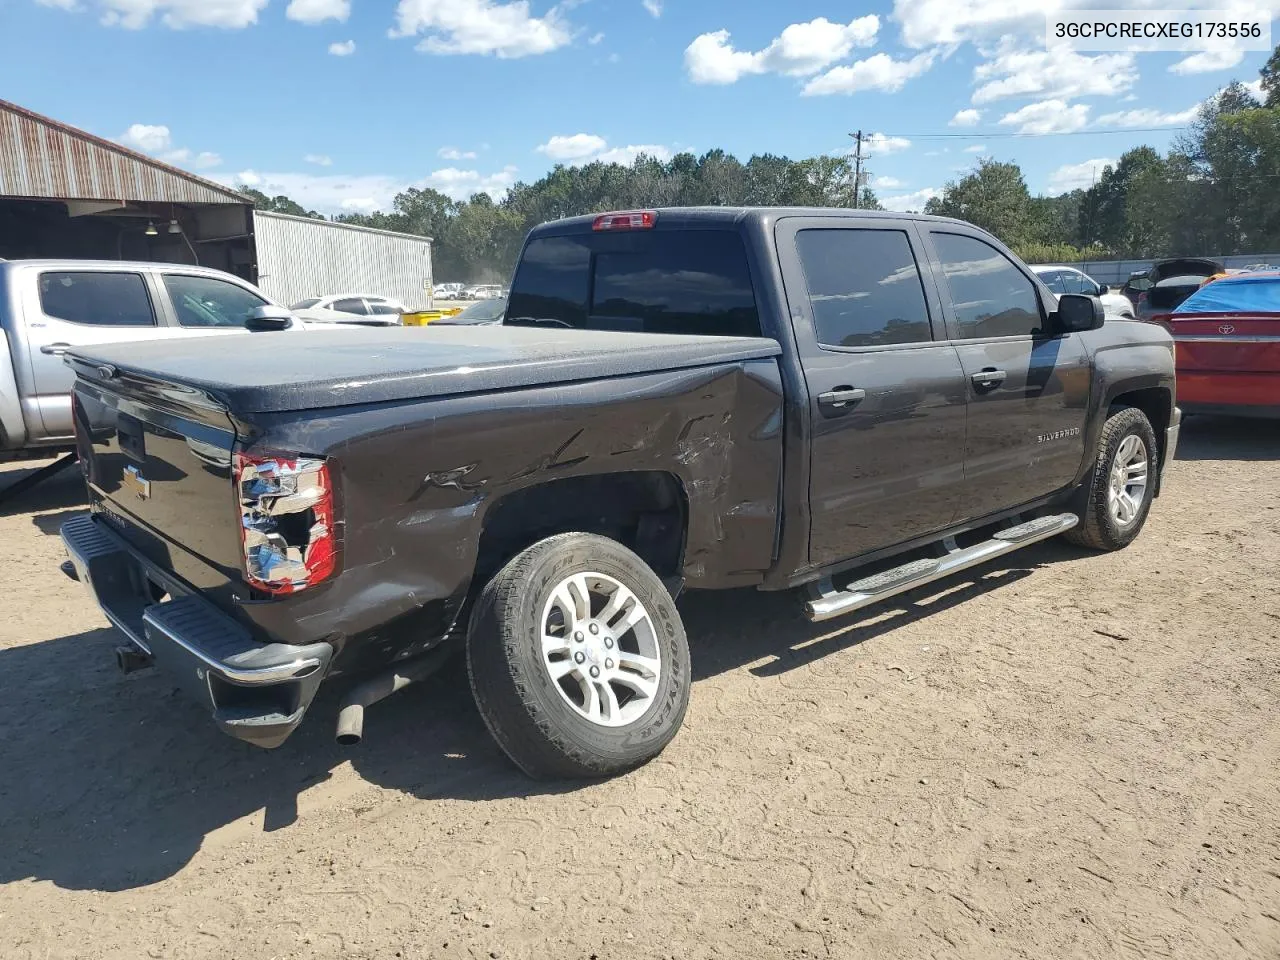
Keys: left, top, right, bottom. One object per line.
{"left": 922, "top": 229, "right": 1092, "bottom": 521}
{"left": 24, "top": 268, "right": 169, "bottom": 438}
{"left": 776, "top": 217, "right": 969, "bottom": 566}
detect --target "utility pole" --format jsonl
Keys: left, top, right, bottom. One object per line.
{"left": 849, "top": 130, "right": 867, "bottom": 209}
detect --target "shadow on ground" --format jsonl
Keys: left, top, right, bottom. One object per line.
{"left": 0, "top": 540, "right": 1070, "bottom": 895}
{"left": 0, "top": 459, "right": 87, "bottom": 518}
{"left": 1176, "top": 414, "right": 1280, "bottom": 461}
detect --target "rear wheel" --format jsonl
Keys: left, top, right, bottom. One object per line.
{"left": 1066, "top": 406, "right": 1158, "bottom": 551}
{"left": 466, "top": 533, "right": 691, "bottom": 779}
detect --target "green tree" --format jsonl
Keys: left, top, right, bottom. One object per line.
{"left": 923, "top": 158, "right": 1034, "bottom": 245}
{"left": 237, "top": 186, "right": 324, "bottom": 219}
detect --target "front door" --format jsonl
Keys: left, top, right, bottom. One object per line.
{"left": 923, "top": 230, "right": 1092, "bottom": 521}
{"left": 777, "top": 218, "right": 970, "bottom": 568}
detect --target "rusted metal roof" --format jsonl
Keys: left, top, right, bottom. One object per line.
{"left": 0, "top": 99, "right": 249, "bottom": 205}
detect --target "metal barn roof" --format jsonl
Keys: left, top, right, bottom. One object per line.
{"left": 0, "top": 99, "right": 248, "bottom": 206}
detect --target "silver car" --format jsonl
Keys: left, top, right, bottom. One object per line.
{"left": 0, "top": 259, "right": 301, "bottom": 460}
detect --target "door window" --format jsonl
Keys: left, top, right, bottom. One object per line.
{"left": 1038, "top": 270, "right": 1067, "bottom": 295}
{"left": 932, "top": 233, "right": 1044, "bottom": 339}
{"left": 332, "top": 298, "right": 370, "bottom": 315}
{"left": 163, "top": 275, "right": 268, "bottom": 328}
{"left": 795, "top": 229, "right": 933, "bottom": 348}
{"left": 367, "top": 301, "right": 402, "bottom": 315}
{"left": 38, "top": 272, "right": 155, "bottom": 326}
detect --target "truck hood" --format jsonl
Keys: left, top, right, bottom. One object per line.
{"left": 67, "top": 327, "right": 781, "bottom": 414}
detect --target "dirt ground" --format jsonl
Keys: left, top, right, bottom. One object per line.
{"left": 1, "top": 418, "right": 1278, "bottom": 960}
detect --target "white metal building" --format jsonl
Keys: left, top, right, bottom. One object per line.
{"left": 0, "top": 98, "right": 435, "bottom": 310}
{"left": 253, "top": 211, "right": 434, "bottom": 311}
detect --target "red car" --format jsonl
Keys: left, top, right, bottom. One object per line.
{"left": 1152, "top": 272, "right": 1280, "bottom": 418}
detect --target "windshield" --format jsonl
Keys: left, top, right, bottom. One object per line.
{"left": 447, "top": 297, "right": 507, "bottom": 323}
{"left": 506, "top": 228, "right": 761, "bottom": 337}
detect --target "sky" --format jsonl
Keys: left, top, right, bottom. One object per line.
{"left": 1, "top": 0, "right": 1275, "bottom": 214}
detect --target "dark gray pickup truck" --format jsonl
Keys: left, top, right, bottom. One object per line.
{"left": 59, "top": 207, "right": 1179, "bottom": 779}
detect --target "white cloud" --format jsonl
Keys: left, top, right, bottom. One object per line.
{"left": 92, "top": 0, "right": 268, "bottom": 29}
{"left": 950, "top": 108, "right": 982, "bottom": 127}
{"left": 223, "top": 165, "right": 520, "bottom": 212}
{"left": 536, "top": 133, "right": 608, "bottom": 161}
{"left": 802, "top": 51, "right": 935, "bottom": 96}
{"left": 865, "top": 133, "right": 911, "bottom": 156}
{"left": 893, "top": 0, "right": 1053, "bottom": 48}
{"left": 286, "top": 0, "right": 349, "bottom": 24}
{"left": 438, "top": 146, "right": 479, "bottom": 160}
{"left": 535, "top": 133, "right": 669, "bottom": 166}
{"left": 192, "top": 151, "right": 222, "bottom": 169}
{"left": 873, "top": 175, "right": 904, "bottom": 188}
{"left": 685, "top": 16, "right": 880, "bottom": 85}
{"left": 594, "top": 143, "right": 672, "bottom": 165}
{"left": 304, "top": 154, "right": 333, "bottom": 166}
{"left": 1047, "top": 157, "right": 1117, "bottom": 195}
{"left": 998, "top": 99, "right": 1089, "bottom": 134}
{"left": 1244, "top": 78, "right": 1265, "bottom": 101}
{"left": 881, "top": 187, "right": 939, "bottom": 212}
{"left": 328, "top": 39, "right": 356, "bottom": 55}
{"left": 972, "top": 43, "right": 1137, "bottom": 104}
{"left": 392, "top": 0, "right": 572, "bottom": 58}
{"left": 963, "top": 144, "right": 987, "bottom": 153}
{"left": 587, "top": 31, "right": 604, "bottom": 45}
{"left": 1096, "top": 105, "right": 1198, "bottom": 127}
{"left": 1170, "top": 49, "right": 1245, "bottom": 75}
{"left": 119, "top": 123, "right": 172, "bottom": 153}
{"left": 642, "top": 0, "right": 661, "bottom": 17}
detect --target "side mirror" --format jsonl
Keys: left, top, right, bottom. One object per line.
{"left": 245, "top": 305, "right": 294, "bottom": 331}
{"left": 1055, "top": 293, "right": 1105, "bottom": 333}
{"left": 1096, "top": 283, "right": 1109, "bottom": 295}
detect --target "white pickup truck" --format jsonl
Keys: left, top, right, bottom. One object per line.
{"left": 0, "top": 259, "right": 302, "bottom": 496}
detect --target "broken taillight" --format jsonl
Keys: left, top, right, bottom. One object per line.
{"left": 234, "top": 452, "right": 338, "bottom": 596}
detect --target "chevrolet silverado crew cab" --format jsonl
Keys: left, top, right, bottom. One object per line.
{"left": 59, "top": 208, "right": 1179, "bottom": 779}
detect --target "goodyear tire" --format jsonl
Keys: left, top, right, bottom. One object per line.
{"left": 466, "top": 533, "right": 691, "bottom": 779}
{"left": 1066, "top": 406, "right": 1159, "bottom": 551}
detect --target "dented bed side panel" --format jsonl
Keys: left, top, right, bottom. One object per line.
{"left": 243, "top": 359, "right": 785, "bottom": 665}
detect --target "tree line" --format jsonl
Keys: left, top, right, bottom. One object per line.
{"left": 241, "top": 48, "right": 1280, "bottom": 280}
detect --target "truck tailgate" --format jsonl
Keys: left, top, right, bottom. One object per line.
{"left": 72, "top": 369, "right": 245, "bottom": 600}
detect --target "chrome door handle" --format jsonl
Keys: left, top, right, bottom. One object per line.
{"left": 40, "top": 343, "right": 71, "bottom": 356}
{"left": 817, "top": 387, "right": 866, "bottom": 412}
{"left": 971, "top": 369, "right": 1007, "bottom": 388}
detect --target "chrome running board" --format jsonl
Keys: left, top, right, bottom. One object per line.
{"left": 804, "top": 513, "right": 1079, "bottom": 623}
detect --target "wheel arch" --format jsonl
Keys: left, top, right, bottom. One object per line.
{"left": 472, "top": 470, "right": 690, "bottom": 599}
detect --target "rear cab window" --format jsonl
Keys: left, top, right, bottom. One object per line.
{"left": 39, "top": 271, "right": 156, "bottom": 326}
{"left": 506, "top": 228, "right": 762, "bottom": 337}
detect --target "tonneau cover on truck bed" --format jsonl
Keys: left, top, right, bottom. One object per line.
{"left": 68, "top": 327, "right": 781, "bottom": 414}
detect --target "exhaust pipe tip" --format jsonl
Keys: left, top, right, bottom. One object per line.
{"left": 114, "top": 644, "right": 153, "bottom": 675}
{"left": 335, "top": 703, "right": 364, "bottom": 746}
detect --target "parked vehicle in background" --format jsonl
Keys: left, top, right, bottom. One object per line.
{"left": 58, "top": 207, "right": 1178, "bottom": 781}
{"left": 1151, "top": 271, "right": 1280, "bottom": 418}
{"left": 433, "top": 283, "right": 464, "bottom": 300}
{"left": 1031, "top": 264, "right": 1135, "bottom": 319}
{"left": 472, "top": 284, "right": 504, "bottom": 300}
{"left": 1135, "top": 258, "right": 1224, "bottom": 321}
{"left": 0, "top": 259, "right": 300, "bottom": 471}
{"left": 431, "top": 296, "right": 506, "bottom": 326}
{"left": 290, "top": 294, "right": 406, "bottom": 326}
{"left": 1120, "top": 270, "right": 1152, "bottom": 308}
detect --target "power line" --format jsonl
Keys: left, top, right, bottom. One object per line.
{"left": 879, "top": 126, "right": 1195, "bottom": 140}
